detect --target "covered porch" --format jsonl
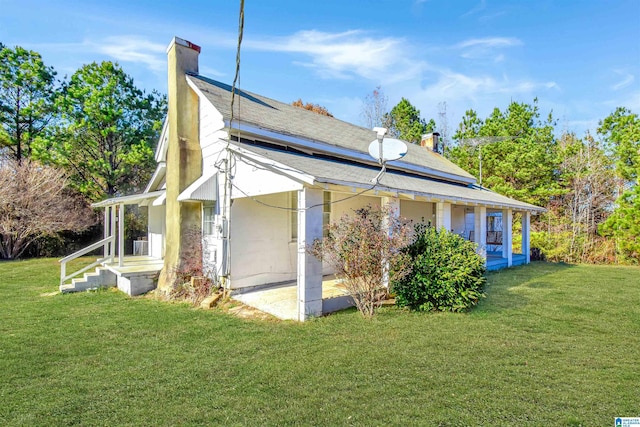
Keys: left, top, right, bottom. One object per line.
{"left": 59, "top": 191, "right": 166, "bottom": 295}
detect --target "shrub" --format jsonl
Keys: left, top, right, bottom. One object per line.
{"left": 167, "top": 227, "right": 219, "bottom": 306}
{"left": 393, "top": 224, "right": 486, "bottom": 312}
{"left": 310, "top": 205, "right": 412, "bottom": 318}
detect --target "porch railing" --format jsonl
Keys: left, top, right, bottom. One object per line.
{"left": 59, "top": 236, "right": 115, "bottom": 286}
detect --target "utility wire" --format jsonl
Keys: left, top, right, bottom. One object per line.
{"left": 220, "top": 0, "right": 244, "bottom": 287}
{"left": 228, "top": 0, "right": 244, "bottom": 140}
{"left": 230, "top": 180, "right": 379, "bottom": 212}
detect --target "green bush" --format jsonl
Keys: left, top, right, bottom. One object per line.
{"left": 393, "top": 224, "right": 486, "bottom": 312}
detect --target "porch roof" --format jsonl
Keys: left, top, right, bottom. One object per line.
{"left": 177, "top": 170, "right": 217, "bottom": 202}
{"left": 231, "top": 142, "right": 545, "bottom": 213}
{"left": 91, "top": 190, "right": 166, "bottom": 208}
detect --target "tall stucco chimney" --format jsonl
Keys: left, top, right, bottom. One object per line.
{"left": 157, "top": 37, "right": 204, "bottom": 293}
{"left": 420, "top": 132, "right": 440, "bottom": 153}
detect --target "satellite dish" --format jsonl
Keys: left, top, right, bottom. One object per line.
{"left": 368, "top": 137, "right": 408, "bottom": 163}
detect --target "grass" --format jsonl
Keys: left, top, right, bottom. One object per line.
{"left": 0, "top": 259, "right": 638, "bottom": 426}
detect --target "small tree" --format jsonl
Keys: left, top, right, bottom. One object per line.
{"left": 291, "top": 99, "right": 333, "bottom": 117}
{"left": 393, "top": 224, "right": 486, "bottom": 312}
{"left": 310, "top": 205, "right": 412, "bottom": 318}
{"left": 167, "top": 226, "right": 218, "bottom": 305}
{"left": 360, "top": 85, "right": 390, "bottom": 129}
{"left": 0, "top": 158, "right": 95, "bottom": 259}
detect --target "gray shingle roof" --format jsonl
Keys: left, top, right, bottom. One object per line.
{"left": 232, "top": 141, "right": 544, "bottom": 212}
{"left": 187, "top": 75, "right": 475, "bottom": 182}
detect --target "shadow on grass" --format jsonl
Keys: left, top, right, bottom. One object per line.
{"left": 474, "top": 261, "right": 576, "bottom": 313}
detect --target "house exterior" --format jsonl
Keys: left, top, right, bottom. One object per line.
{"left": 61, "top": 37, "right": 544, "bottom": 321}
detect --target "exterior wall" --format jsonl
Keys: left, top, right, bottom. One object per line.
{"left": 148, "top": 205, "right": 165, "bottom": 258}
{"left": 229, "top": 193, "right": 296, "bottom": 289}
{"left": 400, "top": 200, "right": 435, "bottom": 226}
{"left": 199, "top": 95, "right": 225, "bottom": 152}
{"left": 331, "top": 194, "right": 380, "bottom": 221}
{"left": 451, "top": 205, "right": 467, "bottom": 236}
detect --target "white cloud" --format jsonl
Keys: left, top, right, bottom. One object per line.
{"left": 92, "top": 36, "right": 166, "bottom": 72}
{"left": 246, "top": 30, "right": 413, "bottom": 80}
{"left": 24, "top": 37, "right": 168, "bottom": 74}
{"left": 611, "top": 70, "right": 635, "bottom": 91}
{"left": 454, "top": 37, "right": 522, "bottom": 61}
{"left": 420, "top": 69, "right": 556, "bottom": 102}
{"left": 462, "top": 0, "right": 487, "bottom": 18}
{"left": 455, "top": 37, "right": 522, "bottom": 50}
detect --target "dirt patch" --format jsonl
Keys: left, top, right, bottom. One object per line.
{"left": 217, "top": 298, "right": 277, "bottom": 321}
{"left": 40, "top": 291, "right": 59, "bottom": 297}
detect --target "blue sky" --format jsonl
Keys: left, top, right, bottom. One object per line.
{"left": 2, "top": 0, "right": 639, "bottom": 138}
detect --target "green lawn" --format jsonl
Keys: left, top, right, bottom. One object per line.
{"left": 1, "top": 259, "right": 638, "bottom": 426}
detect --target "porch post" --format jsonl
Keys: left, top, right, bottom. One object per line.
{"left": 118, "top": 203, "right": 125, "bottom": 267}
{"left": 436, "top": 202, "right": 452, "bottom": 231}
{"left": 297, "top": 187, "right": 323, "bottom": 321}
{"left": 110, "top": 206, "right": 116, "bottom": 261}
{"left": 103, "top": 207, "right": 109, "bottom": 258}
{"left": 502, "top": 209, "right": 513, "bottom": 267}
{"left": 522, "top": 211, "right": 531, "bottom": 263}
{"left": 381, "top": 196, "right": 400, "bottom": 288}
{"left": 474, "top": 206, "right": 487, "bottom": 263}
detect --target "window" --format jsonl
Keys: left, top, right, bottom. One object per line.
{"left": 203, "top": 202, "right": 216, "bottom": 236}
{"left": 323, "top": 191, "right": 331, "bottom": 237}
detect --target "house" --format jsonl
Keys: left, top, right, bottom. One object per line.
{"left": 59, "top": 37, "right": 544, "bottom": 321}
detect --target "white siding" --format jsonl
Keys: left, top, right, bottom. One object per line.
{"left": 400, "top": 200, "right": 435, "bottom": 227}
{"left": 229, "top": 193, "right": 296, "bottom": 288}
{"left": 199, "top": 97, "right": 225, "bottom": 151}
{"left": 148, "top": 205, "right": 165, "bottom": 258}
{"left": 331, "top": 194, "right": 380, "bottom": 221}
{"left": 452, "top": 205, "right": 467, "bottom": 236}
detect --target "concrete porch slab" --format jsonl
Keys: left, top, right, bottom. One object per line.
{"left": 232, "top": 278, "right": 353, "bottom": 320}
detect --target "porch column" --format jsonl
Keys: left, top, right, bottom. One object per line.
{"left": 297, "top": 187, "right": 323, "bottom": 321}
{"left": 118, "top": 203, "right": 125, "bottom": 267}
{"left": 103, "top": 207, "right": 109, "bottom": 258}
{"left": 502, "top": 209, "right": 513, "bottom": 267}
{"left": 381, "top": 196, "right": 400, "bottom": 288}
{"left": 110, "top": 206, "right": 116, "bottom": 260}
{"left": 473, "top": 206, "right": 487, "bottom": 262}
{"left": 522, "top": 211, "right": 531, "bottom": 263}
{"left": 436, "top": 202, "right": 452, "bottom": 231}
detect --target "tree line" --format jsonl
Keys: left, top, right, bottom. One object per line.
{"left": 0, "top": 43, "right": 166, "bottom": 258}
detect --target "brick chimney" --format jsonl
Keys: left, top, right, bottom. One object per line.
{"left": 157, "top": 37, "right": 204, "bottom": 293}
{"left": 420, "top": 132, "right": 440, "bottom": 153}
